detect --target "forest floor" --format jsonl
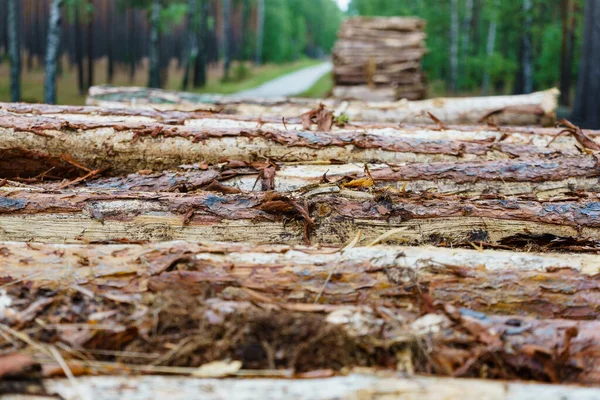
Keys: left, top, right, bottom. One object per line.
{"left": 235, "top": 62, "right": 332, "bottom": 98}
{"left": 0, "top": 56, "right": 322, "bottom": 105}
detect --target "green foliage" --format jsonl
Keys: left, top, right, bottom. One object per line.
{"left": 260, "top": 0, "right": 342, "bottom": 63}
{"left": 348, "top": 0, "right": 586, "bottom": 94}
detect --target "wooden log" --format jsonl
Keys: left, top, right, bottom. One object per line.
{"left": 1, "top": 241, "right": 599, "bottom": 319}
{"left": 17, "top": 156, "right": 600, "bottom": 198}
{"left": 0, "top": 110, "right": 586, "bottom": 177}
{"left": 1, "top": 188, "right": 600, "bottom": 246}
{"left": 84, "top": 86, "right": 560, "bottom": 126}
{"left": 340, "top": 16, "right": 427, "bottom": 32}
{"left": 2, "top": 265, "right": 600, "bottom": 384}
{"left": 16, "top": 374, "right": 600, "bottom": 400}
{"left": 333, "top": 85, "right": 426, "bottom": 101}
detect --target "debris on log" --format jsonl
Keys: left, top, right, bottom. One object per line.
{"left": 84, "top": 86, "right": 559, "bottom": 126}
{"left": 1, "top": 272, "right": 600, "bottom": 384}
{"left": 1, "top": 241, "right": 599, "bottom": 319}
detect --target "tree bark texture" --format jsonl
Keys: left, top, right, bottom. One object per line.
{"left": 43, "top": 0, "right": 63, "bottom": 105}
{"left": 5, "top": 154, "right": 600, "bottom": 199}
{"left": 85, "top": 86, "right": 560, "bottom": 126}
{"left": 1, "top": 244, "right": 600, "bottom": 384}
{"left": 1, "top": 187, "right": 600, "bottom": 246}
{"left": 0, "top": 107, "right": 587, "bottom": 177}
{"left": 1, "top": 241, "right": 599, "bottom": 318}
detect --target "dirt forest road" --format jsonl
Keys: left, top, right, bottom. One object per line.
{"left": 235, "top": 61, "right": 332, "bottom": 98}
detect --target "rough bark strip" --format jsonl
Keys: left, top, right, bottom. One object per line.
{"left": 1, "top": 189, "right": 600, "bottom": 246}
{"left": 17, "top": 157, "right": 600, "bottom": 198}
{"left": 85, "top": 86, "right": 559, "bottom": 126}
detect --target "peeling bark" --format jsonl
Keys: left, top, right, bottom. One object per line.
{"left": 1, "top": 241, "right": 599, "bottom": 319}
{"left": 2, "top": 271, "right": 600, "bottom": 384}
{"left": 85, "top": 86, "right": 559, "bottom": 126}
{"left": 14, "top": 157, "right": 600, "bottom": 198}
{"left": 1, "top": 188, "right": 600, "bottom": 246}
{"left": 0, "top": 111, "right": 586, "bottom": 176}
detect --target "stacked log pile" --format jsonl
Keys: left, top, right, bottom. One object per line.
{"left": 86, "top": 85, "right": 560, "bottom": 126}
{"left": 1, "top": 101, "right": 600, "bottom": 398}
{"left": 332, "top": 17, "right": 427, "bottom": 101}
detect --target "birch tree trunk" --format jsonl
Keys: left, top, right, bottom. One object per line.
{"left": 43, "top": 0, "right": 63, "bottom": 105}
{"left": 255, "top": 0, "right": 265, "bottom": 66}
{"left": 7, "top": 0, "right": 20, "bottom": 102}
{"left": 449, "top": 0, "right": 459, "bottom": 93}
{"left": 481, "top": 0, "right": 498, "bottom": 96}
{"left": 148, "top": 0, "right": 161, "bottom": 89}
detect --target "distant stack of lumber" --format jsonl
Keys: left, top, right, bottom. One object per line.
{"left": 332, "top": 17, "right": 427, "bottom": 101}
{"left": 2, "top": 100, "right": 600, "bottom": 398}
{"left": 87, "top": 85, "right": 559, "bottom": 126}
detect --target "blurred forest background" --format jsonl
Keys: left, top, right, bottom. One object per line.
{"left": 0, "top": 0, "right": 589, "bottom": 109}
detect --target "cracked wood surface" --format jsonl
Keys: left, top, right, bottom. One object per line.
{"left": 1, "top": 188, "right": 600, "bottom": 245}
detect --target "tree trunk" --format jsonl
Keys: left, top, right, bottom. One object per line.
{"left": 572, "top": 0, "right": 600, "bottom": 128}
{"left": 255, "top": 0, "right": 265, "bottom": 66}
{"left": 75, "top": 4, "right": 85, "bottom": 95}
{"left": 182, "top": 0, "right": 198, "bottom": 90}
{"left": 43, "top": 0, "right": 64, "bottom": 105}
{"left": 1, "top": 187, "right": 599, "bottom": 246}
{"left": 449, "top": 0, "right": 459, "bottom": 93}
{"left": 481, "top": 0, "right": 498, "bottom": 96}
{"left": 7, "top": 0, "right": 21, "bottom": 102}
{"left": 518, "top": 0, "right": 534, "bottom": 94}
{"left": 106, "top": 0, "right": 114, "bottom": 84}
{"left": 148, "top": 0, "right": 161, "bottom": 88}
{"left": 222, "top": 0, "right": 232, "bottom": 80}
{"left": 86, "top": 85, "right": 559, "bottom": 126}
{"left": 87, "top": 0, "right": 95, "bottom": 90}
{"left": 193, "top": 0, "right": 208, "bottom": 88}
{"left": 460, "top": 0, "right": 474, "bottom": 90}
